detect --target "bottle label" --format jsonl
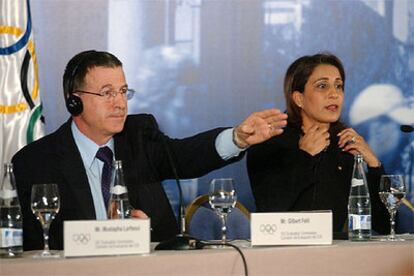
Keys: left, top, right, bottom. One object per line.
{"left": 0, "top": 228, "right": 23, "bottom": 247}
{"left": 351, "top": 178, "right": 364, "bottom": 187}
{"left": 111, "top": 185, "right": 128, "bottom": 195}
{"left": 348, "top": 214, "right": 371, "bottom": 230}
{"left": 0, "top": 189, "right": 18, "bottom": 199}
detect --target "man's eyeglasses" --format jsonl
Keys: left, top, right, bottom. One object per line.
{"left": 75, "top": 87, "right": 135, "bottom": 101}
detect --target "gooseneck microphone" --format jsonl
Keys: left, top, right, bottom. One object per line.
{"left": 144, "top": 116, "right": 202, "bottom": 250}
{"left": 400, "top": 125, "right": 414, "bottom": 133}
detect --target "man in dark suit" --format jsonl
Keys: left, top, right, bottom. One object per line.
{"left": 12, "top": 50, "right": 287, "bottom": 250}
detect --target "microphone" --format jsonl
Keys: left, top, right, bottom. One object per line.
{"left": 144, "top": 116, "right": 202, "bottom": 250}
{"left": 400, "top": 125, "right": 414, "bottom": 133}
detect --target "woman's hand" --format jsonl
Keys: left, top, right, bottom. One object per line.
{"left": 338, "top": 128, "right": 381, "bottom": 167}
{"left": 299, "top": 124, "right": 330, "bottom": 156}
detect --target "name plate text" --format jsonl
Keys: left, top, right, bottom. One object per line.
{"left": 64, "top": 219, "right": 150, "bottom": 257}
{"left": 251, "top": 211, "right": 332, "bottom": 246}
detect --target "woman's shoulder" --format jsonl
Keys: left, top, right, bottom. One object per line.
{"left": 261, "top": 124, "right": 299, "bottom": 146}
{"left": 248, "top": 125, "right": 300, "bottom": 156}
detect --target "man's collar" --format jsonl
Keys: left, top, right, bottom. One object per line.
{"left": 71, "top": 121, "right": 114, "bottom": 168}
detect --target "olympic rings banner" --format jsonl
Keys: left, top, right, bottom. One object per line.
{"left": 0, "top": 0, "right": 44, "bottom": 176}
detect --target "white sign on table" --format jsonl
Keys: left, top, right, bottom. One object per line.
{"left": 64, "top": 219, "right": 150, "bottom": 257}
{"left": 251, "top": 211, "right": 332, "bottom": 246}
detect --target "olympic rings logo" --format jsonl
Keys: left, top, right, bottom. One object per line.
{"left": 259, "top": 224, "right": 277, "bottom": 235}
{"left": 72, "top": 233, "right": 91, "bottom": 245}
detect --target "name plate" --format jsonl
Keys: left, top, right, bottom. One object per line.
{"left": 251, "top": 211, "right": 332, "bottom": 246}
{"left": 64, "top": 219, "right": 150, "bottom": 257}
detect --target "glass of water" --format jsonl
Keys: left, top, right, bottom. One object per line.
{"left": 30, "top": 184, "right": 61, "bottom": 257}
{"left": 208, "top": 178, "right": 237, "bottom": 245}
{"left": 379, "top": 175, "right": 406, "bottom": 241}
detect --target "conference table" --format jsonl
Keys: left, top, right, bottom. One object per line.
{"left": 1, "top": 238, "right": 413, "bottom": 276}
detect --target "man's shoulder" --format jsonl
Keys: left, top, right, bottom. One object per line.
{"left": 12, "top": 120, "right": 71, "bottom": 161}
{"left": 123, "top": 113, "right": 158, "bottom": 133}
{"left": 125, "top": 114, "right": 156, "bottom": 125}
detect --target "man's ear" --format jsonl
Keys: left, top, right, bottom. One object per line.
{"left": 292, "top": 91, "right": 303, "bottom": 108}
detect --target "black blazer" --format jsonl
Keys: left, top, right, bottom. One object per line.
{"left": 12, "top": 114, "right": 240, "bottom": 250}
{"left": 247, "top": 125, "right": 389, "bottom": 235}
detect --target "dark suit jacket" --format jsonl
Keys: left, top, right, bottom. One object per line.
{"left": 12, "top": 114, "right": 240, "bottom": 250}
{"left": 247, "top": 125, "right": 389, "bottom": 235}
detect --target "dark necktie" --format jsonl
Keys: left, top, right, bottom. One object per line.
{"left": 96, "top": 146, "right": 113, "bottom": 209}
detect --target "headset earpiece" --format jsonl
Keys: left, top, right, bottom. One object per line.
{"left": 66, "top": 94, "right": 83, "bottom": 116}
{"left": 65, "top": 61, "right": 84, "bottom": 115}
{"left": 64, "top": 50, "right": 97, "bottom": 116}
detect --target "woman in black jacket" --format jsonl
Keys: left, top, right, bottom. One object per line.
{"left": 247, "top": 53, "right": 389, "bottom": 236}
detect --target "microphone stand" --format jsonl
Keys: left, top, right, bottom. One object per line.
{"left": 154, "top": 133, "right": 202, "bottom": 250}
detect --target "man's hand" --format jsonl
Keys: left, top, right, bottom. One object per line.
{"left": 233, "top": 109, "right": 288, "bottom": 148}
{"left": 108, "top": 204, "right": 148, "bottom": 219}
{"left": 131, "top": 209, "right": 149, "bottom": 219}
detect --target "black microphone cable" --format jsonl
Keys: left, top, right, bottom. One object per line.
{"left": 158, "top": 134, "right": 187, "bottom": 234}
{"left": 198, "top": 241, "right": 248, "bottom": 276}
{"left": 145, "top": 115, "right": 204, "bottom": 250}
{"left": 144, "top": 115, "right": 186, "bottom": 234}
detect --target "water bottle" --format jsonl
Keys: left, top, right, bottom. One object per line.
{"left": 348, "top": 154, "right": 371, "bottom": 241}
{"left": 107, "top": 160, "right": 132, "bottom": 219}
{"left": 0, "top": 163, "right": 23, "bottom": 257}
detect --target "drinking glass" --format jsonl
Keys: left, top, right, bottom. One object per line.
{"left": 31, "top": 184, "right": 61, "bottom": 258}
{"left": 379, "top": 175, "right": 406, "bottom": 241}
{"left": 208, "top": 178, "right": 237, "bottom": 245}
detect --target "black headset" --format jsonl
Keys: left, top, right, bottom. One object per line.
{"left": 65, "top": 50, "right": 97, "bottom": 116}
{"left": 65, "top": 94, "right": 83, "bottom": 116}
